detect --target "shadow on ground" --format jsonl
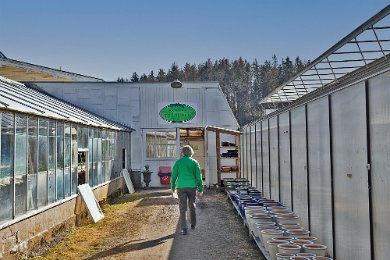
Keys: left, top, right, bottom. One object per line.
{"left": 86, "top": 234, "right": 176, "bottom": 259}
{"left": 110, "top": 190, "right": 172, "bottom": 205}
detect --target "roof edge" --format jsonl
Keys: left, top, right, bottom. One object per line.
{"left": 0, "top": 57, "right": 104, "bottom": 82}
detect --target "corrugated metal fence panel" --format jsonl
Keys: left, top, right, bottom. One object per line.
{"left": 369, "top": 70, "right": 390, "bottom": 260}
{"left": 256, "top": 122, "right": 262, "bottom": 191}
{"left": 307, "top": 96, "right": 333, "bottom": 257}
{"left": 251, "top": 126, "right": 257, "bottom": 187}
{"left": 269, "top": 116, "right": 279, "bottom": 201}
{"left": 262, "top": 120, "right": 270, "bottom": 198}
{"left": 278, "top": 112, "right": 292, "bottom": 209}
{"left": 291, "top": 106, "right": 309, "bottom": 228}
{"left": 331, "top": 82, "right": 370, "bottom": 260}
{"left": 243, "top": 127, "right": 247, "bottom": 180}
{"left": 247, "top": 127, "right": 251, "bottom": 182}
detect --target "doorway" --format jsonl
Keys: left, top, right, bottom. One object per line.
{"left": 78, "top": 151, "right": 87, "bottom": 185}
{"left": 179, "top": 128, "right": 205, "bottom": 180}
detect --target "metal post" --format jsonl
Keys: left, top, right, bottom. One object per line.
{"left": 289, "top": 111, "right": 294, "bottom": 211}
{"left": 12, "top": 113, "right": 16, "bottom": 219}
{"left": 328, "top": 95, "right": 336, "bottom": 258}
{"left": 305, "top": 105, "right": 311, "bottom": 231}
{"left": 365, "top": 79, "right": 375, "bottom": 260}
{"left": 277, "top": 115, "right": 281, "bottom": 201}
{"left": 268, "top": 119, "right": 271, "bottom": 199}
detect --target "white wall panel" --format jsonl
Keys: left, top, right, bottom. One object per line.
{"left": 331, "top": 82, "right": 370, "bottom": 260}
{"left": 246, "top": 127, "right": 251, "bottom": 181}
{"left": 369, "top": 70, "right": 390, "bottom": 260}
{"left": 307, "top": 96, "right": 333, "bottom": 256}
{"left": 255, "top": 122, "right": 262, "bottom": 191}
{"left": 279, "top": 112, "right": 291, "bottom": 209}
{"left": 262, "top": 120, "right": 270, "bottom": 198}
{"left": 291, "top": 106, "right": 309, "bottom": 228}
{"left": 269, "top": 116, "right": 279, "bottom": 201}
{"left": 251, "top": 126, "right": 257, "bottom": 186}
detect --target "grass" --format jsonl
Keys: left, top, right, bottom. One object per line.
{"left": 35, "top": 191, "right": 150, "bottom": 260}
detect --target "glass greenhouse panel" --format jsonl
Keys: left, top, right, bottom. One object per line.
{"left": 0, "top": 112, "right": 14, "bottom": 222}
{"left": 27, "top": 116, "right": 38, "bottom": 211}
{"left": 56, "top": 123, "right": 64, "bottom": 200}
{"left": 48, "top": 120, "right": 56, "bottom": 204}
{"left": 15, "top": 114, "right": 27, "bottom": 216}
{"left": 38, "top": 119, "right": 48, "bottom": 208}
{"left": 64, "top": 123, "right": 71, "bottom": 197}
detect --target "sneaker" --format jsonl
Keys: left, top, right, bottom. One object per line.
{"left": 181, "top": 229, "right": 188, "bottom": 235}
{"left": 191, "top": 225, "right": 196, "bottom": 230}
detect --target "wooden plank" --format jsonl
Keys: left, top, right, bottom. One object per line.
{"left": 216, "top": 129, "right": 221, "bottom": 187}
{"left": 206, "top": 125, "right": 240, "bottom": 135}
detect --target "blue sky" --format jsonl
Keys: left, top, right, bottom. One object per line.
{"left": 1, "top": 1, "right": 389, "bottom": 80}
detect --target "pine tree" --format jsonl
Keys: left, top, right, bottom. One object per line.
{"left": 183, "top": 63, "right": 197, "bottom": 81}
{"left": 166, "top": 62, "right": 181, "bottom": 81}
{"left": 147, "top": 70, "right": 155, "bottom": 82}
{"left": 156, "top": 69, "right": 166, "bottom": 82}
{"left": 130, "top": 72, "right": 139, "bottom": 82}
{"left": 140, "top": 74, "right": 147, "bottom": 82}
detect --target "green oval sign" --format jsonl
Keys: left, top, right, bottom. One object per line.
{"left": 159, "top": 103, "right": 196, "bottom": 123}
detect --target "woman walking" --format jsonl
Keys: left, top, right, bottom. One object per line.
{"left": 171, "top": 145, "right": 204, "bottom": 235}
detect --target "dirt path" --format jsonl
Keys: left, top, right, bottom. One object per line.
{"left": 38, "top": 189, "right": 264, "bottom": 260}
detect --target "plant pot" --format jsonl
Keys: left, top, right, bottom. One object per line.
{"left": 303, "top": 244, "right": 328, "bottom": 257}
{"left": 276, "top": 215, "right": 300, "bottom": 225}
{"left": 291, "top": 239, "right": 314, "bottom": 247}
{"left": 279, "top": 223, "right": 301, "bottom": 228}
{"left": 277, "top": 243, "right": 302, "bottom": 254}
{"left": 261, "top": 229, "right": 284, "bottom": 250}
{"left": 281, "top": 225, "right": 304, "bottom": 231}
{"left": 271, "top": 236, "right": 293, "bottom": 243}
{"left": 296, "top": 237, "right": 318, "bottom": 243}
{"left": 296, "top": 253, "right": 317, "bottom": 258}
{"left": 142, "top": 171, "right": 152, "bottom": 188}
{"left": 249, "top": 214, "right": 273, "bottom": 233}
{"left": 275, "top": 252, "right": 296, "bottom": 260}
{"left": 267, "top": 240, "right": 287, "bottom": 260}
{"left": 288, "top": 230, "right": 310, "bottom": 238}
{"left": 254, "top": 224, "right": 279, "bottom": 239}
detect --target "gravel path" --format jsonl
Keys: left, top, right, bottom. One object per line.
{"left": 39, "top": 189, "right": 264, "bottom": 260}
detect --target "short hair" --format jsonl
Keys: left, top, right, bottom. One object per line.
{"left": 182, "top": 145, "right": 194, "bottom": 156}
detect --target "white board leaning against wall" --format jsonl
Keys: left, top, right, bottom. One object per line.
{"left": 78, "top": 184, "right": 104, "bottom": 223}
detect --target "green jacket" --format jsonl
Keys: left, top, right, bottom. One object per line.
{"left": 171, "top": 155, "right": 203, "bottom": 192}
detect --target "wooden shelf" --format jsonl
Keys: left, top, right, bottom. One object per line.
{"left": 208, "top": 128, "right": 241, "bottom": 186}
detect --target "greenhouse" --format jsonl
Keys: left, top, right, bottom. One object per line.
{"left": 0, "top": 76, "right": 132, "bottom": 226}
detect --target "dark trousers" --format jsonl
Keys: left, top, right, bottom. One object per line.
{"left": 177, "top": 188, "right": 196, "bottom": 230}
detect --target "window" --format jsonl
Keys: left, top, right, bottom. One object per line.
{"left": 15, "top": 114, "right": 27, "bottom": 216}
{"left": 71, "top": 124, "right": 78, "bottom": 195}
{"left": 38, "top": 119, "right": 48, "bottom": 208}
{"left": 27, "top": 116, "right": 38, "bottom": 211}
{"left": 56, "top": 123, "right": 64, "bottom": 200}
{"left": 64, "top": 123, "right": 71, "bottom": 197}
{"left": 0, "top": 112, "right": 14, "bottom": 221}
{"left": 146, "top": 131, "right": 177, "bottom": 158}
{"left": 48, "top": 120, "right": 56, "bottom": 204}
